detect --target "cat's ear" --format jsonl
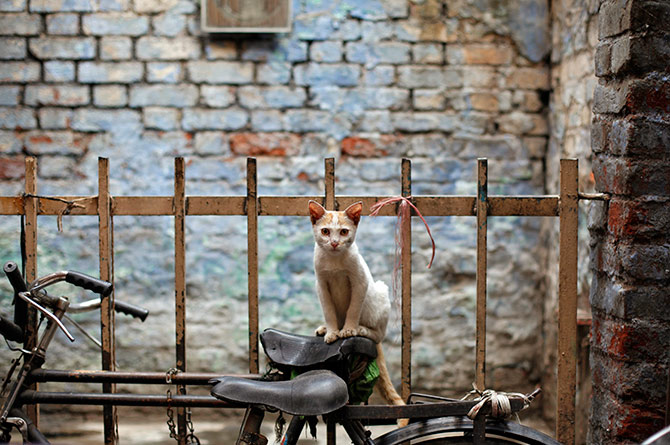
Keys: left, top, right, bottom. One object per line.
{"left": 344, "top": 201, "right": 363, "bottom": 225}
{"left": 308, "top": 200, "right": 326, "bottom": 224}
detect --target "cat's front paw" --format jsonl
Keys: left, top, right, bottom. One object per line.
{"left": 339, "top": 326, "right": 358, "bottom": 338}
{"left": 324, "top": 330, "right": 339, "bottom": 344}
{"left": 315, "top": 325, "right": 327, "bottom": 337}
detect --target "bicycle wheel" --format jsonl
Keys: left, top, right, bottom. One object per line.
{"left": 373, "top": 417, "right": 560, "bottom": 445}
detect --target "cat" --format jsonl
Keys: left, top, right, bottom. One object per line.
{"left": 308, "top": 200, "right": 404, "bottom": 407}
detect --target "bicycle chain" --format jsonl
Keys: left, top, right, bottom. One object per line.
{"left": 164, "top": 368, "right": 200, "bottom": 444}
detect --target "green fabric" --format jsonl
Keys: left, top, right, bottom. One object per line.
{"left": 348, "top": 357, "right": 379, "bottom": 405}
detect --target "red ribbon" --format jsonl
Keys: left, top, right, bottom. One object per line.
{"left": 369, "top": 196, "right": 436, "bottom": 269}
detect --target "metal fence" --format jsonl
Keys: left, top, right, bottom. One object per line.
{"left": 0, "top": 156, "right": 583, "bottom": 445}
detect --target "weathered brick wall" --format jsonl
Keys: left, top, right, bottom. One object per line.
{"left": 590, "top": 0, "right": 670, "bottom": 443}
{"left": 0, "top": 0, "right": 553, "bottom": 404}
{"left": 543, "top": 1, "right": 599, "bottom": 440}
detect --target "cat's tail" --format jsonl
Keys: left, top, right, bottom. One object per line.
{"left": 375, "top": 343, "right": 408, "bottom": 427}
{"left": 375, "top": 342, "right": 404, "bottom": 406}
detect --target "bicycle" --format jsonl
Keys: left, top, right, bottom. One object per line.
{"left": 211, "top": 328, "right": 561, "bottom": 445}
{"left": 0, "top": 261, "right": 148, "bottom": 444}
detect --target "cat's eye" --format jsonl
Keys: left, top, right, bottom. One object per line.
{"left": 321, "top": 228, "right": 330, "bottom": 236}
{"left": 340, "top": 229, "right": 349, "bottom": 236}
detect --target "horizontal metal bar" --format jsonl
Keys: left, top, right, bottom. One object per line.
{"left": 18, "top": 390, "right": 241, "bottom": 408}
{"left": 29, "top": 369, "right": 260, "bottom": 385}
{"left": 342, "top": 398, "right": 525, "bottom": 420}
{"left": 0, "top": 195, "right": 561, "bottom": 217}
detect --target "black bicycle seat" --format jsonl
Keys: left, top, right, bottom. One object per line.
{"left": 260, "top": 328, "right": 377, "bottom": 370}
{"left": 210, "top": 370, "right": 349, "bottom": 416}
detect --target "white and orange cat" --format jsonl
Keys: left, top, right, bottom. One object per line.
{"left": 308, "top": 200, "right": 404, "bottom": 407}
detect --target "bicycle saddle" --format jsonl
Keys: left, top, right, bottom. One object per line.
{"left": 210, "top": 370, "right": 349, "bottom": 416}
{"left": 260, "top": 328, "right": 377, "bottom": 370}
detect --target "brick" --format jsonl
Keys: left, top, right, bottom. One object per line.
{"left": 412, "top": 43, "right": 444, "bottom": 64}
{"left": 0, "top": 13, "right": 41, "bottom": 35}
{"left": 29, "top": 37, "right": 95, "bottom": 59}
{"left": 30, "top": 0, "right": 94, "bottom": 12}
{"left": 186, "top": 61, "right": 254, "bottom": 84}
{"left": 97, "top": 0, "right": 128, "bottom": 12}
{"left": 82, "top": 13, "right": 148, "bottom": 36}
{"left": 78, "top": 62, "right": 143, "bottom": 83}
{"left": 23, "top": 130, "right": 87, "bottom": 155}
{"left": 239, "top": 86, "right": 306, "bottom": 109}
{"left": 200, "top": 86, "right": 235, "bottom": 107}
{"left": 0, "top": 38, "right": 26, "bottom": 59}
{"left": 129, "top": 84, "right": 198, "bottom": 107}
{"left": 294, "top": 63, "right": 360, "bottom": 87}
{"left": 93, "top": 85, "right": 127, "bottom": 107}
{"left": 240, "top": 40, "right": 278, "bottom": 62}
{"left": 46, "top": 13, "right": 78, "bottom": 34}
{"left": 504, "top": 67, "right": 550, "bottom": 90}
{"left": 133, "top": 0, "right": 177, "bottom": 13}
{"left": 277, "top": 38, "right": 308, "bottom": 62}
{"left": 0, "top": 107, "right": 36, "bottom": 129}
{"left": 152, "top": 12, "right": 186, "bottom": 36}
{"left": 283, "top": 109, "right": 331, "bottom": 132}
{"left": 310, "top": 41, "right": 343, "bottom": 62}
{"left": 591, "top": 273, "right": 670, "bottom": 321}
{"left": 356, "top": 110, "right": 393, "bottom": 132}
{"left": 182, "top": 108, "right": 248, "bottom": 130}
{"left": 593, "top": 155, "right": 670, "bottom": 197}
{"left": 330, "top": 20, "right": 362, "bottom": 41}
{"left": 594, "top": 42, "right": 612, "bottom": 77}
{"left": 496, "top": 112, "right": 547, "bottom": 135}
{"left": 38, "top": 107, "right": 73, "bottom": 129}
{"left": 38, "top": 156, "right": 78, "bottom": 178}
{"left": 462, "top": 66, "right": 497, "bottom": 88}
{"left": 469, "top": 92, "right": 500, "bottom": 112}
{"left": 630, "top": 0, "right": 670, "bottom": 34}
{"left": 383, "top": 0, "right": 408, "bottom": 18}
{"left": 144, "top": 107, "right": 179, "bottom": 131}
{"left": 625, "top": 76, "right": 670, "bottom": 115}
{"left": 193, "top": 131, "right": 228, "bottom": 155}
{"left": 71, "top": 108, "right": 141, "bottom": 132}
{"left": 137, "top": 36, "right": 201, "bottom": 60}
{"left": 44, "top": 61, "right": 75, "bottom": 82}
{"left": 360, "top": 21, "right": 394, "bottom": 42}
{"left": 293, "top": 13, "right": 335, "bottom": 40}
{"left": 341, "top": 137, "right": 388, "bottom": 157}
{"left": 392, "top": 112, "right": 457, "bottom": 132}
{"left": 363, "top": 65, "right": 394, "bottom": 86}
{"left": 598, "top": 0, "right": 631, "bottom": 39}
{"left": 229, "top": 132, "right": 299, "bottom": 156}
{"left": 0, "top": 157, "right": 23, "bottom": 179}
{"left": 610, "top": 117, "right": 670, "bottom": 159}
{"left": 257, "top": 61, "right": 291, "bottom": 85}
{"left": 413, "top": 89, "right": 446, "bottom": 110}
{"left": 100, "top": 36, "right": 132, "bottom": 60}
{"left": 0, "top": 0, "right": 26, "bottom": 11}
{"left": 25, "top": 85, "right": 90, "bottom": 106}
{"left": 0, "top": 86, "right": 20, "bottom": 106}
{"left": 364, "top": 87, "right": 409, "bottom": 110}
{"left": 250, "top": 110, "right": 284, "bottom": 132}
{"left": 591, "top": 315, "right": 670, "bottom": 365}
{"left": 147, "top": 62, "right": 181, "bottom": 83}
{"left": 0, "top": 131, "right": 22, "bottom": 154}
{"left": 449, "top": 43, "right": 513, "bottom": 65}
{"left": 349, "top": 0, "right": 387, "bottom": 20}
{"left": 398, "top": 66, "right": 443, "bottom": 88}
{"left": 204, "top": 40, "right": 237, "bottom": 60}
{"left": 396, "top": 20, "right": 447, "bottom": 42}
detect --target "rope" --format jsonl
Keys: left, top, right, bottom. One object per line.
{"left": 461, "top": 385, "right": 533, "bottom": 420}
{"left": 22, "top": 193, "right": 89, "bottom": 232}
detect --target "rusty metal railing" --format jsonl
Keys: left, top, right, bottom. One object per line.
{"left": 0, "top": 156, "right": 581, "bottom": 445}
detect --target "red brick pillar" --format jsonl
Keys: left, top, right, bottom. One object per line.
{"left": 590, "top": 0, "right": 670, "bottom": 443}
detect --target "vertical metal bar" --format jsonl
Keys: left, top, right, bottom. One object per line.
{"left": 174, "top": 157, "right": 187, "bottom": 445}
{"left": 98, "top": 158, "right": 117, "bottom": 445}
{"left": 401, "top": 158, "right": 411, "bottom": 401}
{"left": 473, "top": 159, "right": 488, "bottom": 445}
{"left": 327, "top": 421, "right": 336, "bottom": 445}
{"left": 23, "top": 157, "right": 38, "bottom": 425}
{"left": 325, "top": 158, "right": 335, "bottom": 210}
{"left": 557, "top": 159, "right": 578, "bottom": 445}
{"left": 247, "top": 158, "right": 259, "bottom": 374}
{"left": 475, "top": 158, "right": 488, "bottom": 390}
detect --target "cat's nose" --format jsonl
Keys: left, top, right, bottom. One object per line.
{"left": 330, "top": 241, "right": 339, "bottom": 248}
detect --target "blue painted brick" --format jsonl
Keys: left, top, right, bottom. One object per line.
{"left": 294, "top": 63, "right": 360, "bottom": 87}
{"left": 0, "top": 62, "right": 40, "bottom": 82}
{"left": 294, "top": 14, "right": 334, "bottom": 40}
{"left": 187, "top": 61, "right": 253, "bottom": 84}
{"left": 38, "top": 107, "right": 73, "bottom": 129}
{"left": 361, "top": 21, "right": 394, "bottom": 41}
{"left": 201, "top": 86, "right": 235, "bottom": 107}
{"left": 182, "top": 108, "right": 248, "bottom": 130}
{"left": 46, "top": 13, "right": 79, "bottom": 35}
{"left": 147, "top": 62, "right": 182, "bottom": 83}
{"left": 310, "top": 41, "right": 342, "bottom": 62}
{"left": 363, "top": 65, "right": 394, "bottom": 86}
{"left": 79, "top": 62, "right": 143, "bottom": 83}
{"left": 100, "top": 36, "right": 132, "bottom": 60}
{"left": 44, "top": 61, "right": 75, "bottom": 82}
{"left": 0, "top": 86, "right": 20, "bottom": 106}
{"left": 251, "top": 110, "right": 284, "bottom": 132}
{"left": 0, "top": 107, "right": 37, "bottom": 130}
{"left": 153, "top": 12, "right": 186, "bottom": 36}
{"left": 0, "top": 13, "right": 42, "bottom": 35}
{"left": 1, "top": 0, "right": 26, "bottom": 12}
{"left": 129, "top": 84, "right": 198, "bottom": 107}
{"left": 29, "top": 37, "right": 95, "bottom": 59}
{"left": 349, "top": 0, "right": 387, "bottom": 20}
{"left": 0, "top": 38, "right": 26, "bottom": 59}
{"left": 257, "top": 61, "right": 291, "bottom": 85}
{"left": 72, "top": 108, "right": 141, "bottom": 132}
{"left": 144, "top": 107, "right": 179, "bottom": 131}
{"left": 331, "top": 20, "right": 361, "bottom": 41}
{"left": 82, "top": 13, "right": 149, "bottom": 36}
{"left": 29, "top": 0, "right": 93, "bottom": 12}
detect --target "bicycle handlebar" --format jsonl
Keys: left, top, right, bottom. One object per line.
{"left": 64, "top": 271, "right": 113, "bottom": 297}
{"left": 0, "top": 315, "right": 23, "bottom": 343}
{"left": 3, "top": 262, "right": 28, "bottom": 336}
{"left": 113, "top": 300, "right": 149, "bottom": 321}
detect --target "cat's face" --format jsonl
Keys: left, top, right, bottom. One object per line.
{"left": 309, "top": 201, "right": 362, "bottom": 253}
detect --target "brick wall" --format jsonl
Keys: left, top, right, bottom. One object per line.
{"left": 590, "top": 0, "right": 670, "bottom": 443}
{"left": 0, "top": 0, "right": 555, "bottom": 416}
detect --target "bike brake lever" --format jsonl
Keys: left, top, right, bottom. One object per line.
{"left": 17, "top": 292, "right": 75, "bottom": 342}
